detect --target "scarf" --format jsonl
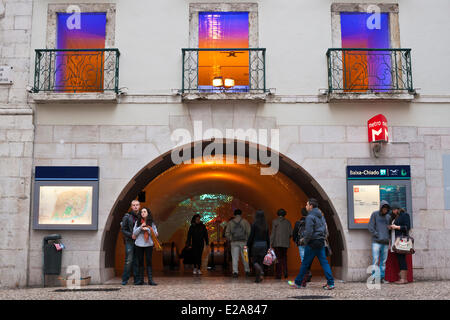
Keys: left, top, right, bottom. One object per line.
{"left": 141, "top": 218, "right": 150, "bottom": 242}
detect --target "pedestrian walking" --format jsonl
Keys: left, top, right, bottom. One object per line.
{"left": 288, "top": 198, "right": 335, "bottom": 290}
{"left": 271, "top": 208, "right": 292, "bottom": 279}
{"left": 133, "top": 207, "right": 158, "bottom": 285}
{"left": 120, "top": 200, "right": 140, "bottom": 285}
{"left": 186, "top": 214, "right": 209, "bottom": 275}
{"left": 368, "top": 200, "right": 391, "bottom": 283}
{"left": 246, "top": 210, "right": 270, "bottom": 283}
{"left": 225, "top": 209, "right": 251, "bottom": 277}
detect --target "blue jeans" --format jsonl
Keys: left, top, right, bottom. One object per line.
{"left": 294, "top": 245, "right": 334, "bottom": 286}
{"left": 371, "top": 242, "right": 389, "bottom": 279}
{"left": 122, "top": 240, "right": 138, "bottom": 283}
{"left": 298, "top": 246, "right": 306, "bottom": 262}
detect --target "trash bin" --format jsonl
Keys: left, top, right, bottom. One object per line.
{"left": 43, "top": 234, "right": 62, "bottom": 276}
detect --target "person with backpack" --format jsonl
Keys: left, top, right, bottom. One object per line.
{"left": 120, "top": 200, "right": 140, "bottom": 285}
{"left": 225, "top": 209, "right": 251, "bottom": 277}
{"left": 246, "top": 210, "right": 270, "bottom": 283}
{"left": 271, "top": 208, "right": 293, "bottom": 279}
{"left": 288, "top": 198, "right": 335, "bottom": 290}
{"left": 133, "top": 207, "right": 158, "bottom": 285}
{"left": 292, "top": 207, "right": 312, "bottom": 282}
{"left": 186, "top": 214, "right": 209, "bottom": 275}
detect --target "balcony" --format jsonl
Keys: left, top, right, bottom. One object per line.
{"left": 181, "top": 48, "right": 267, "bottom": 101}
{"left": 32, "top": 48, "right": 120, "bottom": 103}
{"left": 326, "top": 48, "right": 415, "bottom": 101}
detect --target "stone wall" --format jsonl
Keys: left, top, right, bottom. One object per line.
{"left": 0, "top": 0, "right": 34, "bottom": 288}
{"left": 27, "top": 103, "right": 450, "bottom": 284}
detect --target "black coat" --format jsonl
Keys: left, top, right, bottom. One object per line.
{"left": 292, "top": 217, "right": 306, "bottom": 245}
{"left": 247, "top": 223, "right": 270, "bottom": 259}
{"left": 121, "top": 211, "right": 138, "bottom": 242}
{"left": 186, "top": 223, "right": 209, "bottom": 248}
{"left": 391, "top": 211, "right": 411, "bottom": 237}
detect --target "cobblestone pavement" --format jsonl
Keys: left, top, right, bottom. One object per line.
{"left": 1, "top": 277, "right": 449, "bottom": 300}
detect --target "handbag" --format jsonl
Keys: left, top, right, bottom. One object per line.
{"left": 150, "top": 227, "right": 162, "bottom": 251}
{"left": 393, "top": 235, "right": 415, "bottom": 255}
{"left": 263, "top": 248, "right": 277, "bottom": 266}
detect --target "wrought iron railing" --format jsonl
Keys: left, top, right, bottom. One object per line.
{"left": 326, "top": 48, "right": 413, "bottom": 93}
{"left": 33, "top": 48, "right": 120, "bottom": 93}
{"left": 182, "top": 48, "right": 266, "bottom": 94}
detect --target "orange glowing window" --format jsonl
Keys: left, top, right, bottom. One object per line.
{"left": 198, "top": 12, "right": 249, "bottom": 91}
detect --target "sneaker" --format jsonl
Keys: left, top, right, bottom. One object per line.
{"left": 232, "top": 273, "right": 238, "bottom": 278}
{"left": 323, "top": 284, "right": 335, "bottom": 290}
{"left": 197, "top": 269, "right": 202, "bottom": 275}
{"left": 193, "top": 268, "right": 198, "bottom": 275}
{"left": 381, "top": 278, "right": 389, "bottom": 284}
{"left": 121, "top": 281, "right": 127, "bottom": 286}
{"left": 288, "top": 280, "right": 305, "bottom": 289}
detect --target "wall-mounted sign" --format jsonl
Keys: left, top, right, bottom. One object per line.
{"left": 33, "top": 167, "right": 99, "bottom": 230}
{"left": 368, "top": 114, "right": 388, "bottom": 143}
{"left": 0, "top": 66, "right": 13, "bottom": 84}
{"left": 347, "top": 165, "right": 412, "bottom": 229}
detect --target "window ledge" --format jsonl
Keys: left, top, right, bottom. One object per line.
{"left": 31, "top": 92, "right": 118, "bottom": 104}
{"left": 328, "top": 92, "right": 415, "bottom": 102}
{"left": 181, "top": 92, "right": 269, "bottom": 101}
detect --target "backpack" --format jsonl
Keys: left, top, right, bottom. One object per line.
{"left": 230, "top": 219, "right": 247, "bottom": 241}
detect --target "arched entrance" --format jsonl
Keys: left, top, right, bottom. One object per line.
{"left": 101, "top": 140, "right": 346, "bottom": 280}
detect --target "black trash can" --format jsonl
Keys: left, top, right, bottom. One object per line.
{"left": 43, "top": 234, "right": 62, "bottom": 275}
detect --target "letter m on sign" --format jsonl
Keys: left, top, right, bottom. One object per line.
{"left": 367, "top": 114, "right": 388, "bottom": 143}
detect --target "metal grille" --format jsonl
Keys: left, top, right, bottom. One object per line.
{"left": 182, "top": 48, "right": 266, "bottom": 94}
{"left": 327, "top": 48, "right": 413, "bottom": 93}
{"left": 34, "top": 48, "right": 120, "bottom": 93}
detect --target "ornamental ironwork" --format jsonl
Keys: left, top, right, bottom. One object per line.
{"left": 326, "top": 48, "right": 413, "bottom": 93}
{"left": 33, "top": 48, "right": 120, "bottom": 93}
{"left": 182, "top": 48, "right": 266, "bottom": 94}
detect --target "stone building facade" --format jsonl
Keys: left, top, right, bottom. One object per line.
{"left": 1, "top": 0, "right": 450, "bottom": 288}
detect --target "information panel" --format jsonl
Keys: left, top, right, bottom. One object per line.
{"left": 347, "top": 166, "right": 412, "bottom": 229}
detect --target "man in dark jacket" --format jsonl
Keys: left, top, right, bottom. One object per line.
{"left": 368, "top": 200, "right": 391, "bottom": 283}
{"left": 289, "top": 198, "right": 335, "bottom": 290}
{"left": 121, "top": 200, "right": 140, "bottom": 285}
{"left": 292, "top": 208, "right": 312, "bottom": 282}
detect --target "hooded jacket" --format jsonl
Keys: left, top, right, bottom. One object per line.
{"left": 304, "top": 208, "right": 327, "bottom": 245}
{"left": 368, "top": 200, "right": 391, "bottom": 244}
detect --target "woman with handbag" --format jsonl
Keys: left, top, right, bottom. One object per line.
{"left": 132, "top": 207, "right": 158, "bottom": 285}
{"left": 246, "top": 210, "right": 270, "bottom": 283}
{"left": 388, "top": 203, "right": 412, "bottom": 285}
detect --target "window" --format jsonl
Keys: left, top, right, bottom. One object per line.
{"left": 55, "top": 12, "right": 107, "bottom": 92}
{"left": 198, "top": 12, "right": 249, "bottom": 92}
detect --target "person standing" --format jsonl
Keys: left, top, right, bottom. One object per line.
{"left": 292, "top": 207, "right": 312, "bottom": 282}
{"left": 186, "top": 214, "right": 209, "bottom": 275}
{"left": 120, "top": 200, "right": 140, "bottom": 285}
{"left": 225, "top": 209, "right": 251, "bottom": 278}
{"left": 246, "top": 210, "right": 270, "bottom": 283}
{"left": 388, "top": 203, "right": 412, "bottom": 284}
{"left": 133, "top": 207, "right": 158, "bottom": 285}
{"left": 368, "top": 200, "right": 391, "bottom": 283}
{"left": 289, "top": 198, "right": 335, "bottom": 290}
{"left": 271, "top": 209, "right": 293, "bottom": 279}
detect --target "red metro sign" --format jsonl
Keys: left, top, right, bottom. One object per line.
{"left": 367, "top": 114, "right": 388, "bottom": 143}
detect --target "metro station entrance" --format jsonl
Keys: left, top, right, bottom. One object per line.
{"left": 101, "top": 140, "right": 345, "bottom": 280}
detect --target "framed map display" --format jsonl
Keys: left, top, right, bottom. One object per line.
{"left": 33, "top": 167, "right": 99, "bottom": 230}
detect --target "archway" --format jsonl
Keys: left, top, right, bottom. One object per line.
{"left": 101, "top": 140, "right": 346, "bottom": 279}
